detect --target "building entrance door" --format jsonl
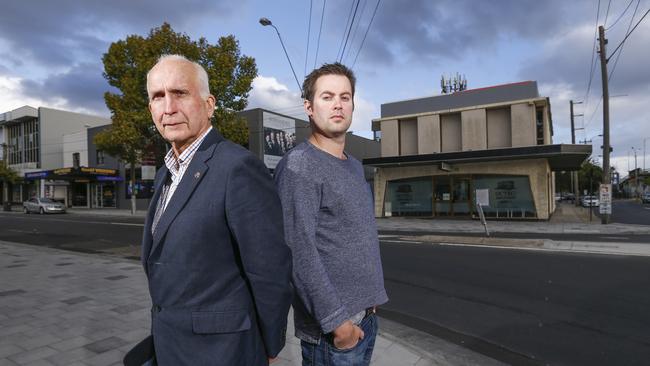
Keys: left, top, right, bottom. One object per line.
{"left": 452, "top": 177, "right": 471, "bottom": 215}
{"left": 433, "top": 176, "right": 451, "bottom": 216}
{"left": 92, "top": 184, "right": 102, "bottom": 208}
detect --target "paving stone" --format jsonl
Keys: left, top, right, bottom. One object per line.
{"left": 0, "top": 345, "right": 23, "bottom": 358}
{"left": 0, "top": 290, "right": 26, "bottom": 297}
{"left": 47, "top": 275, "right": 72, "bottom": 279}
{"left": 108, "top": 304, "right": 146, "bottom": 315}
{"left": 82, "top": 337, "right": 128, "bottom": 354}
{"left": 19, "top": 334, "right": 62, "bottom": 351}
{"left": 45, "top": 347, "right": 96, "bottom": 366}
{"left": 7, "top": 346, "right": 58, "bottom": 365}
{"left": 60, "top": 297, "right": 93, "bottom": 305}
{"left": 22, "top": 359, "right": 56, "bottom": 366}
{"left": 103, "top": 275, "right": 128, "bottom": 281}
{"left": 84, "top": 349, "right": 123, "bottom": 366}
{"left": 49, "top": 336, "right": 93, "bottom": 352}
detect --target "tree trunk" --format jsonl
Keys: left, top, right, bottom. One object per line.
{"left": 130, "top": 163, "right": 136, "bottom": 215}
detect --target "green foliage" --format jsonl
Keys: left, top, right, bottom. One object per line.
{"left": 578, "top": 158, "right": 604, "bottom": 194}
{"left": 95, "top": 23, "right": 256, "bottom": 163}
{"left": 0, "top": 162, "right": 20, "bottom": 184}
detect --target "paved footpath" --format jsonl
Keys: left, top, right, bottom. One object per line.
{"left": 0, "top": 240, "right": 501, "bottom": 366}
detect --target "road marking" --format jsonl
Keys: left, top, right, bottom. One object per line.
{"left": 381, "top": 240, "right": 424, "bottom": 244}
{"left": 110, "top": 222, "right": 144, "bottom": 227}
{"left": 1, "top": 215, "right": 144, "bottom": 227}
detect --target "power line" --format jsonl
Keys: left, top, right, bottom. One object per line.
{"left": 313, "top": 0, "right": 327, "bottom": 69}
{"left": 605, "top": 0, "right": 635, "bottom": 30}
{"left": 608, "top": 0, "right": 640, "bottom": 81}
{"left": 352, "top": 0, "right": 381, "bottom": 69}
{"left": 342, "top": 0, "right": 368, "bottom": 63}
{"left": 304, "top": 0, "right": 313, "bottom": 79}
{"left": 584, "top": 0, "right": 601, "bottom": 106}
{"left": 336, "top": 0, "right": 358, "bottom": 62}
{"left": 339, "top": 0, "right": 362, "bottom": 63}
{"left": 603, "top": 0, "right": 612, "bottom": 27}
{"left": 607, "top": 7, "right": 650, "bottom": 61}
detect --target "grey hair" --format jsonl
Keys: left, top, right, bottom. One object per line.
{"left": 146, "top": 54, "right": 210, "bottom": 99}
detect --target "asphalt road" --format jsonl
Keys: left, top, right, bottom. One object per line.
{"left": 593, "top": 199, "right": 650, "bottom": 225}
{"left": 379, "top": 240, "right": 650, "bottom": 366}
{"left": 2, "top": 211, "right": 650, "bottom": 364}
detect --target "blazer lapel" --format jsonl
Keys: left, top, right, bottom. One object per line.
{"left": 149, "top": 129, "right": 222, "bottom": 259}
{"left": 141, "top": 165, "right": 168, "bottom": 270}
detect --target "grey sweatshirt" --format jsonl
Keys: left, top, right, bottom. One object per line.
{"left": 275, "top": 141, "right": 388, "bottom": 343}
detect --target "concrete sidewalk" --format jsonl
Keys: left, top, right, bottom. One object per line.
{"left": 377, "top": 202, "right": 650, "bottom": 235}
{"left": 0, "top": 241, "right": 502, "bottom": 366}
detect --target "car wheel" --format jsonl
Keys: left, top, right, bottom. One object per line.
{"left": 39, "top": 207, "right": 44, "bottom": 215}
{"left": 23, "top": 207, "right": 29, "bottom": 214}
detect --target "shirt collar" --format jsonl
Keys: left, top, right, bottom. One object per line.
{"left": 164, "top": 126, "right": 213, "bottom": 175}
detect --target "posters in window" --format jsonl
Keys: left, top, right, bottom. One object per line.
{"left": 263, "top": 112, "right": 296, "bottom": 169}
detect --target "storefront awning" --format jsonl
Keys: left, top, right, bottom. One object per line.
{"left": 24, "top": 167, "right": 123, "bottom": 181}
{"left": 363, "top": 144, "right": 592, "bottom": 171}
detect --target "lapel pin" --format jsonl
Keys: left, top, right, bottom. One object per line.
{"left": 194, "top": 172, "right": 201, "bottom": 179}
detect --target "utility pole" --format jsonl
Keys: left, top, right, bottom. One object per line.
{"left": 633, "top": 147, "right": 640, "bottom": 198}
{"left": 598, "top": 25, "right": 611, "bottom": 224}
{"left": 570, "top": 100, "right": 584, "bottom": 206}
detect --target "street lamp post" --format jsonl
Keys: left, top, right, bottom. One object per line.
{"left": 259, "top": 17, "right": 303, "bottom": 95}
{"left": 632, "top": 147, "right": 640, "bottom": 199}
{"left": 643, "top": 137, "right": 650, "bottom": 172}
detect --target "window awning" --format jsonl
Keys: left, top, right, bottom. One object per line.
{"left": 363, "top": 144, "right": 592, "bottom": 171}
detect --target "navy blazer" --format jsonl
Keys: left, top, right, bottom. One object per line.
{"left": 140, "top": 129, "right": 292, "bottom": 365}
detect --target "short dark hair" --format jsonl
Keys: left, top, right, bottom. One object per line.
{"left": 302, "top": 62, "right": 356, "bottom": 103}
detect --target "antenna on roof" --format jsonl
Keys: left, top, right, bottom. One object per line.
{"left": 441, "top": 73, "right": 467, "bottom": 94}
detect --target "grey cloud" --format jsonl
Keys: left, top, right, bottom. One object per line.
{"left": 20, "top": 63, "right": 116, "bottom": 114}
{"left": 0, "top": 0, "right": 242, "bottom": 68}
{"left": 339, "top": 0, "right": 582, "bottom": 67}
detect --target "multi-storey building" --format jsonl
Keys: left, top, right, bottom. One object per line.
{"left": 0, "top": 106, "right": 111, "bottom": 204}
{"left": 365, "top": 81, "right": 592, "bottom": 220}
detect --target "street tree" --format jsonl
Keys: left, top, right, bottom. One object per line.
{"left": 578, "top": 158, "right": 603, "bottom": 195}
{"left": 0, "top": 156, "right": 19, "bottom": 205}
{"left": 95, "top": 23, "right": 257, "bottom": 214}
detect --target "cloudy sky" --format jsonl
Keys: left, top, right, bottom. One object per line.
{"left": 1, "top": 0, "right": 648, "bottom": 176}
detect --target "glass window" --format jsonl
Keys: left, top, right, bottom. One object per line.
{"left": 473, "top": 175, "right": 537, "bottom": 218}
{"left": 536, "top": 107, "right": 544, "bottom": 145}
{"left": 385, "top": 177, "right": 432, "bottom": 217}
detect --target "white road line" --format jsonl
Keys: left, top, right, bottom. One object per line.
{"left": 381, "top": 240, "right": 424, "bottom": 244}
{"left": 3, "top": 215, "right": 144, "bottom": 227}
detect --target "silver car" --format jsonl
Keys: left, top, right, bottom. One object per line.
{"left": 23, "top": 197, "right": 66, "bottom": 214}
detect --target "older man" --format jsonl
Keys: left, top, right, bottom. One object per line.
{"left": 132, "top": 54, "right": 292, "bottom": 365}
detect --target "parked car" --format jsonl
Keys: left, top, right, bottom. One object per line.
{"left": 23, "top": 197, "right": 66, "bottom": 214}
{"left": 581, "top": 195, "right": 600, "bottom": 207}
{"left": 563, "top": 193, "right": 576, "bottom": 202}
{"left": 642, "top": 193, "right": 650, "bottom": 204}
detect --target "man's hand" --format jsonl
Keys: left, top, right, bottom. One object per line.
{"left": 332, "top": 320, "right": 364, "bottom": 350}
{"left": 268, "top": 357, "right": 278, "bottom": 364}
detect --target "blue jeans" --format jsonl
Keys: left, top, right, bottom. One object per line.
{"left": 300, "top": 314, "right": 378, "bottom": 366}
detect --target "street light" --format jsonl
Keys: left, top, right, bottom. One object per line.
{"left": 643, "top": 137, "right": 650, "bottom": 172}
{"left": 631, "top": 147, "right": 641, "bottom": 199}
{"left": 259, "top": 17, "right": 303, "bottom": 96}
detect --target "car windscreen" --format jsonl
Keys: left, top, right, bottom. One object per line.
{"left": 39, "top": 198, "right": 56, "bottom": 203}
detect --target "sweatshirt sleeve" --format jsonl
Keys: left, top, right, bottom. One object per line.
{"left": 275, "top": 157, "right": 350, "bottom": 334}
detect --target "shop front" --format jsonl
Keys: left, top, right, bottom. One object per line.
{"left": 366, "top": 144, "right": 592, "bottom": 220}
{"left": 385, "top": 174, "right": 536, "bottom": 218}
{"left": 24, "top": 167, "right": 122, "bottom": 208}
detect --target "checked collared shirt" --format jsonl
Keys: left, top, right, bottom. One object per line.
{"left": 151, "top": 126, "right": 212, "bottom": 234}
